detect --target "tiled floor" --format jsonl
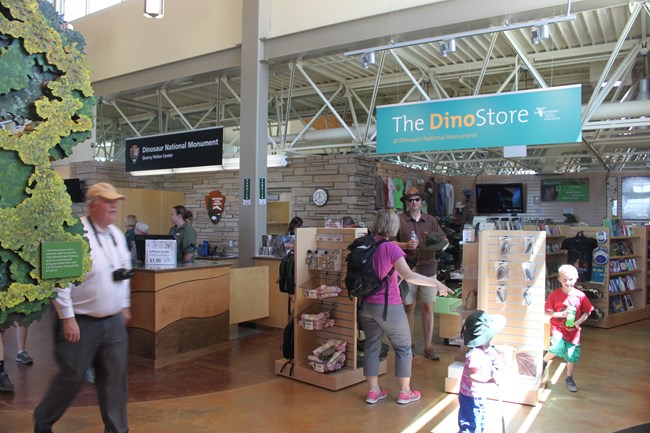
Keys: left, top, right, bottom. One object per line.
{"left": 1, "top": 307, "right": 649, "bottom": 433}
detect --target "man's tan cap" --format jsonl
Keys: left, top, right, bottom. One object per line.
{"left": 85, "top": 182, "right": 126, "bottom": 202}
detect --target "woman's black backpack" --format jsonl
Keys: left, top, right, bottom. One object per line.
{"left": 345, "top": 234, "right": 395, "bottom": 320}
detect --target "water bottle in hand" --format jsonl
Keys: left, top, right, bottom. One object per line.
{"left": 565, "top": 305, "right": 576, "bottom": 327}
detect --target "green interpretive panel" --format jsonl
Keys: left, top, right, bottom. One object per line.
{"left": 41, "top": 241, "right": 84, "bottom": 279}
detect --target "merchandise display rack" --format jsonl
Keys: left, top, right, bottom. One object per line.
{"left": 445, "top": 230, "right": 547, "bottom": 406}
{"left": 275, "top": 227, "right": 387, "bottom": 390}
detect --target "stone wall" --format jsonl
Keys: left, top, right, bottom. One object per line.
{"left": 68, "top": 156, "right": 432, "bottom": 249}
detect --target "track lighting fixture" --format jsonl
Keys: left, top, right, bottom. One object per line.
{"left": 345, "top": 14, "right": 574, "bottom": 57}
{"left": 359, "top": 51, "right": 376, "bottom": 69}
{"left": 531, "top": 24, "right": 550, "bottom": 44}
{"left": 439, "top": 39, "right": 457, "bottom": 56}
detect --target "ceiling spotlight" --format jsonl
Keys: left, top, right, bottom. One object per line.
{"left": 144, "top": 0, "right": 164, "bottom": 19}
{"left": 540, "top": 23, "right": 550, "bottom": 39}
{"left": 359, "top": 52, "right": 376, "bottom": 69}
{"left": 439, "top": 39, "right": 456, "bottom": 57}
{"left": 531, "top": 26, "right": 540, "bottom": 44}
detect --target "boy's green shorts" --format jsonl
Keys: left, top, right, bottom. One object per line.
{"left": 548, "top": 335, "right": 581, "bottom": 363}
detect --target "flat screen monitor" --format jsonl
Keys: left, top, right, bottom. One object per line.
{"left": 475, "top": 183, "right": 524, "bottom": 214}
{"left": 64, "top": 178, "right": 86, "bottom": 203}
{"left": 135, "top": 234, "right": 175, "bottom": 263}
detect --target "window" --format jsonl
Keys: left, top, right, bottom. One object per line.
{"left": 52, "top": 0, "right": 125, "bottom": 22}
{"left": 621, "top": 177, "right": 650, "bottom": 220}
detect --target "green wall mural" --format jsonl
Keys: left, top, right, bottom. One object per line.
{"left": 0, "top": 0, "right": 94, "bottom": 327}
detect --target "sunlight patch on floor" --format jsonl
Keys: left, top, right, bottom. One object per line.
{"left": 400, "top": 393, "right": 458, "bottom": 433}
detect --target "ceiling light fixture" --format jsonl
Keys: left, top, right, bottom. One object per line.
{"left": 344, "top": 13, "right": 575, "bottom": 57}
{"left": 531, "top": 23, "right": 551, "bottom": 44}
{"left": 359, "top": 51, "right": 376, "bottom": 69}
{"left": 439, "top": 39, "right": 457, "bottom": 56}
{"left": 144, "top": 0, "right": 164, "bottom": 19}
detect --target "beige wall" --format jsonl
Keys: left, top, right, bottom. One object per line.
{"left": 75, "top": 0, "right": 445, "bottom": 83}
{"left": 267, "top": 0, "right": 441, "bottom": 37}
{"left": 75, "top": 0, "right": 243, "bottom": 83}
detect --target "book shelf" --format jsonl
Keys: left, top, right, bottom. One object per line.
{"left": 563, "top": 227, "right": 650, "bottom": 328}
{"left": 275, "top": 227, "right": 387, "bottom": 390}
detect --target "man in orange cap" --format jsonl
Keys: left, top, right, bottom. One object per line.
{"left": 34, "top": 182, "right": 132, "bottom": 433}
{"left": 395, "top": 187, "right": 453, "bottom": 361}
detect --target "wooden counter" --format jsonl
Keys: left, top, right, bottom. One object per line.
{"left": 128, "top": 262, "right": 231, "bottom": 368}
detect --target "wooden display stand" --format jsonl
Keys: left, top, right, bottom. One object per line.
{"left": 275, "top": 227, "right": 386, "bottom": 390}
{"left": 566, "top": 226, "right": 650, "bottom": 328}
{"left": 445, "top": 230, "right": 547, "bottom": 406}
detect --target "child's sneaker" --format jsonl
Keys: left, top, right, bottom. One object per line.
{"left": 397, "top": 388, "right": 421, "bottom": 404}
{"left": 366, "top": 389, "right": 388, "bottom": 404}
{"left": 566, "top": 376, "right": 578, "bottom": 392}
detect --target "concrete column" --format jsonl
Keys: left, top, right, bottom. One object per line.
{"left": 239, "top": 0, "right": 269, "bottom": 267}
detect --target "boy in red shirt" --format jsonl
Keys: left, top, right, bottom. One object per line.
{"left": 544, "top": 264, "right": 594, "bottom": 392}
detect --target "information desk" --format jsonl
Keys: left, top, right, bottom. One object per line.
{"left": 128, "top": 261, "right": 231, "bottom": 368}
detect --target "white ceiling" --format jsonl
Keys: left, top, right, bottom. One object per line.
{"left": 95, "top": 1, "right": 650, "bottom": 176}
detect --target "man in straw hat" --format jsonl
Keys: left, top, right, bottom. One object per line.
{"left": 35, "top": 182, "right": 132, "bottom": 433}
{"left": 459, "top": 310, "right": 507, "bottom": 433}
{"left": 395, "top": 186, "right": 452, "bottom": 361}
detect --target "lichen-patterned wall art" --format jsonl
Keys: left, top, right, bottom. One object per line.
{"left": 0, "top": 0, "right": 94, "bottom": 327}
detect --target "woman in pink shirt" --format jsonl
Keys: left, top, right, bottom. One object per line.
{"left": 361, "top": 209, "right": 452, "bottom": 405}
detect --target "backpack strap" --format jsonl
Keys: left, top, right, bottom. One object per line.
{"left": 375, "top": 239, "right": 396, "bottom": 321}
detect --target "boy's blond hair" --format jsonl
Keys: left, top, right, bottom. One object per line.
{"left": 557, "top": 264, "right": 578, "bottom": 279}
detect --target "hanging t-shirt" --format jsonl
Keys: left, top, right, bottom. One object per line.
{"left": 393, "top": 177, "right": 404, "bottom": 210}
{"left": 375, "top": 176, "right": 386, "bottom": 209}
{"left": 437, "top": 182, "right": 447, "bottom": 216}
{"left": 446, "top": 183, "right": 455, "bottom": 216}
{"left": 386, "top": 177, "right": 395, "bottom": 209}
{"left": 561, "top": 233, "right": 598, "bottom": 282}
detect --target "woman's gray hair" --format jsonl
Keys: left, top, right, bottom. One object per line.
{"left": 134, "top": 221, "right": 149, "bottom": 234}
{"left": 371, "top": 209, "right": 399, "bottom": 237}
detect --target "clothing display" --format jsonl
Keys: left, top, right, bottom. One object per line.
{"left": 561, "top": 232, "right": 598, "bottom": 282}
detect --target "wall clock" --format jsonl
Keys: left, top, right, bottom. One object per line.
{"left": 312, "top": 188, "right": 329, "bottom": 206}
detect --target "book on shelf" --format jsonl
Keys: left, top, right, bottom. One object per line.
{"left": 610, "top": 296, "right": 625, "bottom": 313}
{"left": 626, "top": 275, "right": 638, "bottom": 290}
{"left": 624, "top": 294, "right": 634, "bottom": 310}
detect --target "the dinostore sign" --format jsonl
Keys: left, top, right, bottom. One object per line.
{"left": 376, "top": 85, "right": 582, "bottom": 153}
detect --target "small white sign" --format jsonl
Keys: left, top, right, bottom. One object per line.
{"left": 145, "top": 239, "right": 177, "bottom": 266}
{"left": 503, "top": 145, "right": 527, "bottom": 158}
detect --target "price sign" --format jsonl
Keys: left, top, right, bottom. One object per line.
{"left": 145, "top": 239, "right": 177, "bottom": 266}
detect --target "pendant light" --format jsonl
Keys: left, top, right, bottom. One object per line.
{"left": 144, "top": 0, "right": 164, "bottom": 19}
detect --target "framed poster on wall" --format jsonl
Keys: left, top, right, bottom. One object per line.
{"left": 540, "top": 178, "right": 589, "bottom": 202}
